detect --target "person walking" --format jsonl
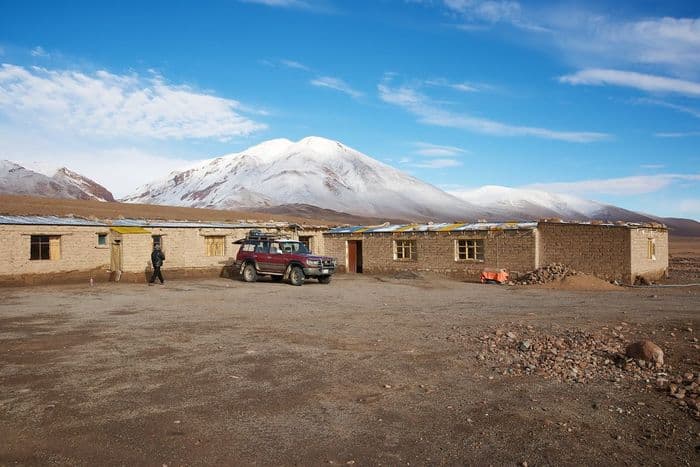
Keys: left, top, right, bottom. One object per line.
{"left": 149, "top": 244, "right": 166, "bottom": 285}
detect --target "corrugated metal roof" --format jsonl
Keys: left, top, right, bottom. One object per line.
{"left": 0, "top": 215, "right": 107, "bottom": 226}
{"left": 326, "top": 222, "right": 538, "bottom": 234}
{"left": 0, "top": 215, "right": 302, "bottom": 229}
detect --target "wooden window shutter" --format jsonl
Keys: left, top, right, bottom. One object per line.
{"left": 49, "top": 236, "right": 61, "bottom": 260}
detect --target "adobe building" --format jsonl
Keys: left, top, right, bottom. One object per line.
{"left": 0, "top": 215, "right": 326, "bottom": 286}
{"left": 323, "top": 220, "right": 668, "bottom": 285}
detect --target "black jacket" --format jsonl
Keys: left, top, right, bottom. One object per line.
{"left": 151, "top": 249, "right": 165, "bottom": 268}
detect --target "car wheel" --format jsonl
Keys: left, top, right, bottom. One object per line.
{"left": 242, "top": 263, "right": 258, "bottom": 282}
{"left": 318, "top": 275, "right": 331, "bottom": 284}
{"left": 288, "top": 266, "right": 304, "bottom": 286}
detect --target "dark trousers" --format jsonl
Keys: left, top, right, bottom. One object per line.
{"left": 149, "top": 266, "right": 164, "bottom": 284}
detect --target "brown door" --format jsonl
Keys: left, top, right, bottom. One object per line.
{"left": 347, "top": 240, "right": 363, "bottom": 273}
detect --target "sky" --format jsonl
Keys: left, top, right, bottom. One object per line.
{"left": 0, "top": 0, "right": 699, "bottom": 219}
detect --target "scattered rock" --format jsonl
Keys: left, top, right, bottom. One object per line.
{"left": 625, "top": 340, "right": 664, "bottom": 368}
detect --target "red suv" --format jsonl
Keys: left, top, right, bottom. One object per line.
{"left": 234, "top": 231, "right": 336, "bottom": 286}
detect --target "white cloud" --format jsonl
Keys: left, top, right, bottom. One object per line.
{"left": 0, "top": 127, "right": 200, "bottom": 197}
{"left": 425, "top": 77, "right": 487, "bottom": 93}
{"left": 240, "top": 0, "right": 310, "bottom": 8}
{"left": 411, "top": 158, "right": 462, "bottom": 169}
{"left": 636, "top": 98, "right": 700, "bottom": 119}
{"left": 413, "top": 142, "right": 468, "bottom": 157}
{"left": 280, "top": 59, "right": 310, "bottom": 71}
{"left": 640, "top": 164, "right": 665, "bottom": 169}
{"left": 528, "top": 174, "right": 700, "bottom": 196}
{"left": 654, "top": 131, "right": 700, "bottom": 138}
{"left": 310, "top": 76, "right": 363, "bottom": 98}
{"left": 378, "top": 78, "right": 609, "bottom": 142}
{"left": 0, "top": 64, "right": 266, "bottom": 140}
{"left": 30, "top": 46, "right": 49, "bottom": 57}
{"left": 560, "top": 69, "right": 700, "bottom": 97}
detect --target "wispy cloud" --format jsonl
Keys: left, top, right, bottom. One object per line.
{"left": 654, "top": 131, "right": 700, "bottom": 138}
{"left": 528, "top": 174, "right": 700, "bottom": 196}
{"left": 411, "top": 158, "right": 462, "bottom": 169}
{"left": 310, "top": 76, "right": 363, "bottom": 98}
{"left": 678, "top": 198, "right": 700, "bottom": 215}
{"left": 635, "top": 98, "right": 700, "bottom": 119}
{"left": 425, "top": 77, "right": 482, "bottom": 93}
{"left": 30, "top": 46, "right": 49, "bottom": 58}
{"left": 560, "top": 69, "right": 700, "bottom": 97}
{"left": 0, "top": 64, "right": 266, "bottom": 140}
{"left": 378, "top": 77, "right": 608, "bottom": 142}
{"left": 240, "top": 0, "right": 311, "bottom": 8}
{"left": 280, "top": 59, "right": 310, "bottom": 71}
{"left": 413, "top": 142, "right": 468, "bottom": 157}
{"left": 640, "top": 164, "right": 665, "bottom": 169}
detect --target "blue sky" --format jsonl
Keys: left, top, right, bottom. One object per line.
{"left": 0, "top": 0, "right": 699, "bottom": 219}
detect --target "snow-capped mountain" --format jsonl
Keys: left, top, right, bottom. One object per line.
{"left": 448, "top": 185, "right": 648, "bottom": 222}
{"left": 123, "top": 136, "right": 490, "bottom": 220}
{"left": 0, "top": 160, "right": 114, "bottom": 202}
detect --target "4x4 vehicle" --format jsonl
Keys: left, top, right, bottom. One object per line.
{"left": 234, "top": 230, "right": 336, "bottom": 286}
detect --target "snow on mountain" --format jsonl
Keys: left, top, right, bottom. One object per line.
{"left": 0, "top": 160, "right": 114, "bottom": 202}
{"left": 52, "top": 167, "right": 116, "bottom": 202}
{"left": 449, "top": 185, "right": 652, "bottom": 222}
{"left": 123, "top": 136, "right": 489, "bottom": 220}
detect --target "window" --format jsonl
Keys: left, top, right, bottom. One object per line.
{"left": 456, "top": 239, "right": 484, "bottom": 261}
{"left": 241, "top": 243, "right": 255, "bottom": 252}
{"left": 30, "top": 235, "right": 61, "bottom": 260}
{"left": 205, "top": 236, "right": 226, "bottom": 256}
{"left": 298, "top": 236, "right": 313, "bottom": 251}
{"left": 647, "top": 238, "right": 656, "bottom": 260}
{"left": 394, "top": 239, "right": 416, "bottom": 260}
{"left": 97, "top": 233, "right": 107, "bottom": 246}
{"left": 152, "top": 235, "right": 162, "bottom": 249}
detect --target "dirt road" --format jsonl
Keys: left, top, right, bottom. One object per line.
{"left": 1, "top": 275, "right": 699, "bottom": 466}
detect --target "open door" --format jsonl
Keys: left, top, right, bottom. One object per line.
{"left": 347, "top": 240, "right": 363, "bottom": 273}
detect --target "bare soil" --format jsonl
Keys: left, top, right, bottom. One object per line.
{"left": 1, "top": 269, "right": 699, "bottom": 466}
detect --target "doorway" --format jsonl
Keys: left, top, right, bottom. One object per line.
{"left": 347, "top": 240, "right": 363, "bottom": 273}
{"left": 110, "top": 240, "right": 122, "bottom": 273}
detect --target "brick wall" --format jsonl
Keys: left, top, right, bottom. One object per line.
{"left": 630, "top": 228, "right": 669, "bottom": 282}
{"left": 537, "top": 222, "right": 632, "bottom": 283}
{"left": 0, "top": 225, "right": 302, "bottom": 285}
{"left": 324, "top": 229, "right": 538, "bottom": 279}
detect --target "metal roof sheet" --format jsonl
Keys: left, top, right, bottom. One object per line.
{"left": 326, "top": 222, "right": 538, "bottom": 234}
{"left": 0, "top": 215, "right": 107, "bottom": 226}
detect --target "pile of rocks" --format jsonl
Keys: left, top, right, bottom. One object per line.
{"left": 475, "top": 326, "right": 646, "bottom": 383}
{"left": 517, "top": 263, "right": 577, "bottom": 285}
{"left": 657, "top": 372, "right": 700, "bottom": 419}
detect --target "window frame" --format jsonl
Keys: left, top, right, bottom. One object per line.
{"left": 30, "top": 235, "right": 61, "bottom": 261}
{"left": 647, "top": 238, "right": 656, "bottom": 261}
{"left": 393, "top": 239, "right": 416, "bottom": 261}
{"left": 455, "top": 239, "right": 485, "bottom": 261}
{"left": 205, "top": 235, "right": 226, "bottom": 257}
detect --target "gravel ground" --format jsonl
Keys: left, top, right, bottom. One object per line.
{"left": 1, "top": 272, "right": 699, "bottom": 466}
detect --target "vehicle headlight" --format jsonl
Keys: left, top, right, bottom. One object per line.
{"left": 306, "top": 259, "right": 321, "bottom": 267}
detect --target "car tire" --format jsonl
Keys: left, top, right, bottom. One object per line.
{"left": 242, "top": 263, "right": 258, "bottom": 282}
{"left": 288, "top": 266, "right": 305, "bottom": 286}
{"left": 318, "top": 275, "right": 331, "bottom": 284}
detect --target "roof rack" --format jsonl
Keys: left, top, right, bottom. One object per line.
{"left": 245, "top": 229, "right": 280, "bottom": 241}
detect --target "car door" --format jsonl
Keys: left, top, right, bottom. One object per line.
{"left": 267, "top": 241, "right": 287, "bottom": 274}
{"left": 254, "top": 241, "right": 273, "bottom": 273}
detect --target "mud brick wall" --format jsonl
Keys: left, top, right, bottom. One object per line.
{"left": 537, "top": 223, "right": 633, "bottom": 283}
{"left": 324, "top": 229, "right": 538, "bottom": 279}
{"left": 0, "top": 225, "right": 111, "bottom": 283}
{"left": 630, "top": 228, "right": 669, "bottom": 281}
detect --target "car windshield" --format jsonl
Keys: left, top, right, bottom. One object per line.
{"left": 276, "top": 241, "right": 309, "bottom": 254}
